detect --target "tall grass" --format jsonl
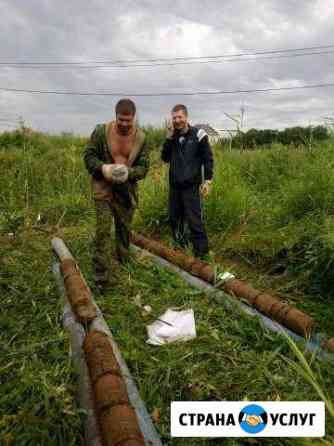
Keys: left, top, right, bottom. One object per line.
{"left": 0, "top": 131, "right": 91, "bottom": 231}
{"left": 2, "top": 129, "right": 334, "bottom": 296}
{"left": 135, "top": 138, "right": 334, "bottom": 294}
{"left": 1, "top": 128, "right": 334, "bottom": 444}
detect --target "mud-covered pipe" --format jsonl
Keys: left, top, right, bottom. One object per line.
{"left": 131, "top": 233, "right": 314, "bottom": 338}
{"left": 131, "top": 244, "right": 334, "bottom": 362}
{"left": 52, "top": 237, "right": 97, "bottom": 323}
{"left": 52, "top": 237, "right": 162, "bottom": 446}
{"left": 322, "top": 338, "right": 334, "bottom": 353}
{"left": 84, "top": 330, "right": 145, "bottom": 446}
{"left": 60, "top": 258, "right": 97, "bottom": 323}
{"left": 52, "top": 262, "right": 103, "bottom": 446}
{"left": 88, "top": 315, "right": 163, "bottom": 446}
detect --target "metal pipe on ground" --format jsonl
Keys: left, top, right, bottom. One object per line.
{"left": 60, "top": 258, "right": 97, "bottom": 323}
{"left": 84, "top": 330, "right": 145, "bottom": 446}
{"left": 322, "top": 338, "right": 334, "bottom": 353}
{"left": 52, "top": 237, "right": 97, "bottom": 323}
{"left": 131, "top": 233, "right": 314, "bottom": 338}
{"left": 52, "top": 237, "right": 162, "bottom": 446}
{"left": 89, "top": 313, "right": 163, "bottom": 446}
{"left": 52, "top": 262, "right": 103, "bottom": 446}
{"left": 131, "top": 244, "right": 334, "bottom": 362}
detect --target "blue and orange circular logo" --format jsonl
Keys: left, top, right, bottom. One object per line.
{"left": 239, "top": 404, "right": 268, "bottom": 434}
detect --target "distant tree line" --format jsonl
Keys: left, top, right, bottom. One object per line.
{"left": 221, "top": 125, "right": 330, "bottom": 150}
{"left": 0, "top": 124, "right": 330, "bottom": 152}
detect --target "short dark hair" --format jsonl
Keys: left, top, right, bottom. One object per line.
{"left": 115, "top": 98, "right": 136, "bottom": 116}
{"left": 172, "top": 104, "right": 188, "bottom": 115}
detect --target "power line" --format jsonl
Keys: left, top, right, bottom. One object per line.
{"left": 0, "top": 118, "right": 19, "bottom": 123}
{"left": 1, "top": 44, "right": 334, "bottom": 66}
{"left": 1, "top": 82, "right": 334, "bottom": 97}
{"left": 1, "top": 49, "right": 334, "bottom": 71}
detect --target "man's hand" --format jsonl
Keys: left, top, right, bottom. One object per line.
{"left": 102, "top": 164, "right": 129, "bottom": 183}
{"left": 200, "top": 180, "right": 212, "bottom": 198}
{"left": 101, "top": 164, "right": 113, "bottom": 181}
{"left": 165, "top": 119, "right": 174, "bottom": 139}
{"left": 111, "top": 164, "right": 128, "bottom": 184}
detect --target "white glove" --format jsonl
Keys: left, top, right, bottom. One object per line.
{"left": 200, "top": 180, "right": 212, "bottom": 198}
{"left": 102, "top": 164, "right": 129, "bottom": 183}
{"left": 102, "top": 164, "right": 113, "bottom": 181}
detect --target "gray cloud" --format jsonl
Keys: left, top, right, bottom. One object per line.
{"left": 0, "top": 0, "right": 333, "bottom": 134}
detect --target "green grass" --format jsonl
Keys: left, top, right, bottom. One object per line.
{"left": 0, "top": 234, "right": 83, "bottom": 446}
{"left": 135, "top": 139, "right": 334, "bottom": 335}
{"left": 1, "top": 129, "right": 334, "bottom": 445}
{"left": 2, "top": 227, "right": 334, "bottom": 445}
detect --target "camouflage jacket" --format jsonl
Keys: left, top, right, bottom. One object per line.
{"left": 84, "top": 122, "right": 150, "bottom": 203}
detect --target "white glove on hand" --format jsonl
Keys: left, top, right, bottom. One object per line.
{"left": 200, "top": 180, "right": 212, "bottom": 198}
{"left": 112, "top": 164, "right": 129, "bottom": 183}
{"left": 102, "top": 164, "right": 129, "bottom": 183}
{"left": 102, "top": 164, "right": 114, "bottom": 181}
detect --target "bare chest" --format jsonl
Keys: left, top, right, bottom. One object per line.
{"left": 108, "top": 131, "right": 135, "bottom": 165}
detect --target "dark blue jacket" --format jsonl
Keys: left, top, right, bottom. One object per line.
{"left": 161, "top": 126, "right": 214, "bottom": 187}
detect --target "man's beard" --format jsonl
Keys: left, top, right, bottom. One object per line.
{"left": 175, "top": 125, "right": 188, "bottom": 135}
{"left": 118, "top": 125, "right": 131, "bottom": 135}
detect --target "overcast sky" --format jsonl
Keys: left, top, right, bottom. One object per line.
{"left": 0, "top": 0, "right": 333, "bottom": 135}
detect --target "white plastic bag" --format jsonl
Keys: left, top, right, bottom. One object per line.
{"left": 146, "top": 309, "right": 196, "bottom": 346}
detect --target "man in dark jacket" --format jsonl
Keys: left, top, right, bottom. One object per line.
{"left": 162, "top": 104, "right": 214, "bottom": 258}
{"left": 84, "top": 98, "right": 149, "bottom": 289}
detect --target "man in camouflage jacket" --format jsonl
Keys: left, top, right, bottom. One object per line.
{"left": 84, "top": 98, "right": 149, "bottom": 289}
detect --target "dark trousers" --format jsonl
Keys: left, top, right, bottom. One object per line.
{"left": 169, "top": 184, "right": 209, "bottom": 257}
{"left": 93, "top": 199, "right": 134, "bottom": 285}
